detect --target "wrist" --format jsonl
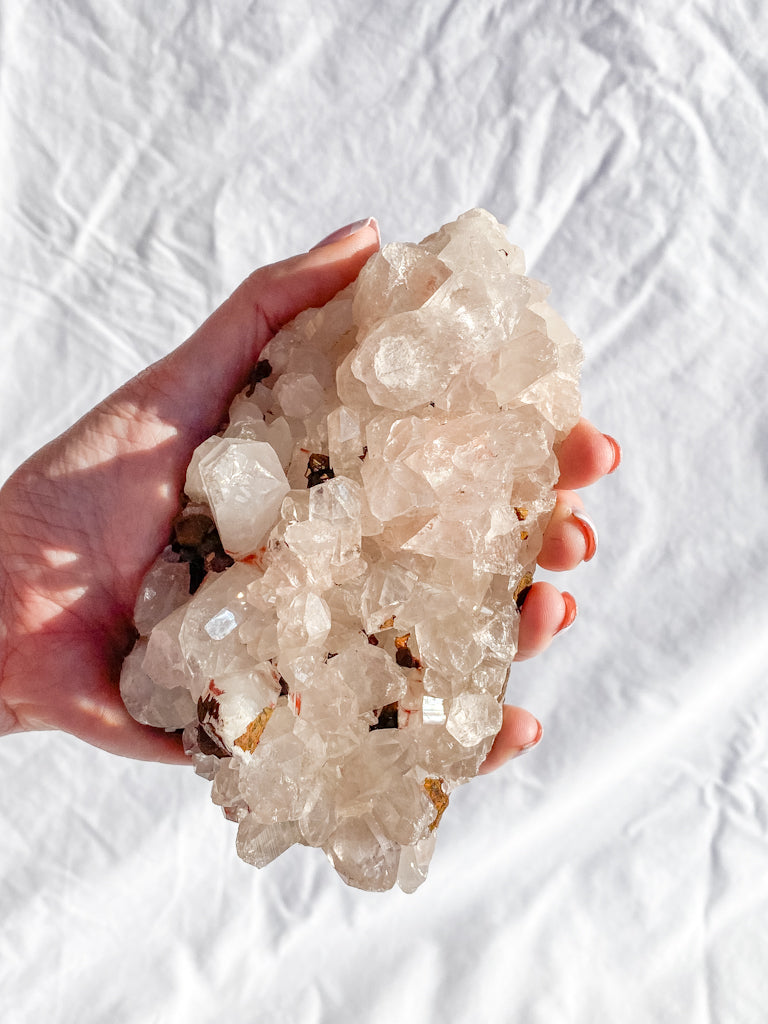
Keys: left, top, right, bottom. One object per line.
{"left": 0, "top": 571, "right": 19, "bottom": 736}
{"left": 0, "top": 495, "right": 21, "bottom": 736}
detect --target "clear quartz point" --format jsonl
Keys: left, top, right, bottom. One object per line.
{"left": 120, "top": 209, "right": 583, "bottom": 892}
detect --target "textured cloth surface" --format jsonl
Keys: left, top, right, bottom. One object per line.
{"left": 2, "top": 2, "right": 768, "bottom": 1022}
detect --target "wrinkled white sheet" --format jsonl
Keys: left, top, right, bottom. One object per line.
{"left": 2, "top": 1, "right": 768, "bottom": 1021}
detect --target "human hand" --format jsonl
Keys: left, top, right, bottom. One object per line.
{"left": 0, "top": 218, "right": 618, "bottom": 768}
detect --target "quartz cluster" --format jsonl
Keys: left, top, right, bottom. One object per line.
{"left": 120, "top": 209, "right": 583, "bottom": 892}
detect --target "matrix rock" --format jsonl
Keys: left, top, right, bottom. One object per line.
{"left": 120, "top": 209, "right": 583, "bottom": 891}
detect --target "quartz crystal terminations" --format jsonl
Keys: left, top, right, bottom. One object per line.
{"left": 120, "top": 209, "right": 583, "bottom": 892}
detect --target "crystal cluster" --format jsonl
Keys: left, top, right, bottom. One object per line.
{"left": 120, "top": 209, "right": 583, "bottom": 892}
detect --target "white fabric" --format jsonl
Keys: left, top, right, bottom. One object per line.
{"left": 2, "top": 1, "right": 767, "bottom": 1021}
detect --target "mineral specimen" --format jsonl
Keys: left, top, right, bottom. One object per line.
{"left": 120, "top": 209, "right": 583, "bottom": 892}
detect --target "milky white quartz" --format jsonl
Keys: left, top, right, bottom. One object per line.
{"left": 120, "top": 210, "right": 583, "bottom": 892}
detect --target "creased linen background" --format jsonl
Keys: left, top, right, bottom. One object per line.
{"left": 1, "top": 2, "right": 767, "bottom": 1021}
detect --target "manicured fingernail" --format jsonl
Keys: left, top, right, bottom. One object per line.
{"left": 603, "top": 433, "right": 621, "bottom": 473}
{"left": 556, "top": 592, "right": 578, "bottom": 635}
{"left": 571, "top": 508, "right": 598, "bottom": 562}
{"left": 311, "top": 217, "right": 380, "bottom": 250}
{"left": 512, "top": 717, "right": 543, "bottom": 758}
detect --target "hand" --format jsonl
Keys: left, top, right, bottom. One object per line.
{"left": 0, "top": 218, "right": 619, "bottom": 768}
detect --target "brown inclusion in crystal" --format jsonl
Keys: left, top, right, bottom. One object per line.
{"left": 198, "top": 694, "right": 220, "bottom": 722}
{"left": 174, "top": 513, "right": 214, "bottom": 547}
{"left": 196, "top": 726, "right": 229, "bottom": 758}
{"left": 172, "top": 512, "right": 234, "bottom": 594}
{"left": 305, "top": 453, "right": 335, "bottom": 488}
{"left": 370, "top": 702, "right": 399, "bottom": 731}
{"left": 196, "top": 695, "right": 230, "bottom": 757}
{"left": 245, "top": 359, "right": 272, "bottom": 396}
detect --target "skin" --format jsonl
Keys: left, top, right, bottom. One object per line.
{"left": 0, "top": 221, "right": 619, "bottom": 772}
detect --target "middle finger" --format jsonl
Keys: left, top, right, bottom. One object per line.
{"left": 537, "top": 490, "right": 598, "bottom": 571}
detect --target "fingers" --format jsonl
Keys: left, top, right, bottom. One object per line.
{"left": 480, "top": 581, "right": 578, "bottom": 773}
{"left": 70, "top": 688, "right": 190, "bottom": 765}
{"left": 515, "top": 581, "right": 576, "bottom": 661}
{"left": 479, "top": 704, "right": 542, "bottom": 774}
{"left": 84, "top": 715, "right": 190, "bottom": 765}
{"left": 480, "top": 582, "right": 576, "bottom": 774}
{"left": 555, "top": 418, "right": 620, "bottom": 490}
{"left": 537, "top": 418, "right": 616, "bottom": 570}
{"left": 480, "top": 419, "right": 620, "bottom": 775}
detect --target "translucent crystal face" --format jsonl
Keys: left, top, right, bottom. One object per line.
{"left": 120, "top": 209, "right": 583, "bottom": 892}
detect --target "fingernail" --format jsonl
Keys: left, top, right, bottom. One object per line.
{"left": 603, "top": 433, "right": 621, "bottom": 474}
{"left": 571, "top": 508, "right": 598, "bottom": 562}
{"left": 311, "top": 217, "right": 380, "bottom": 250}
{"left": 556, "top": 592, "right": 578, "bottom": 635}
{"left": 512, "top": 718, "right": 543, "bottom": 758}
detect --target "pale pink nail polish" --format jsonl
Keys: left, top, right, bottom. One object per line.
{"left": 311, "top": 217, "right": 380, "bottom": 250}
{"left": 512, "top": 718, "right": 543, "bottom": 757}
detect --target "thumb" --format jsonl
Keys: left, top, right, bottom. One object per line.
{"left": 134, "top": 218, "right": 380, "bottom": 442}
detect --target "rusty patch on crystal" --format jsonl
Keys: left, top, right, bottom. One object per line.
{"left": 513, "top": 572, "right": 534, "bottom": 605}
{"left": 235, "top": 706, "right": 275, "bottom": 752}
{"left": 424, "top": 777, "right": 449, "bottom": 831}
{"left": 514, "top": 507, "right": 528, "bottom": 521}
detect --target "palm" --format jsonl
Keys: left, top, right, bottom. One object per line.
{"left": 0, "top": 394, "right": 203, "bottom": 759}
